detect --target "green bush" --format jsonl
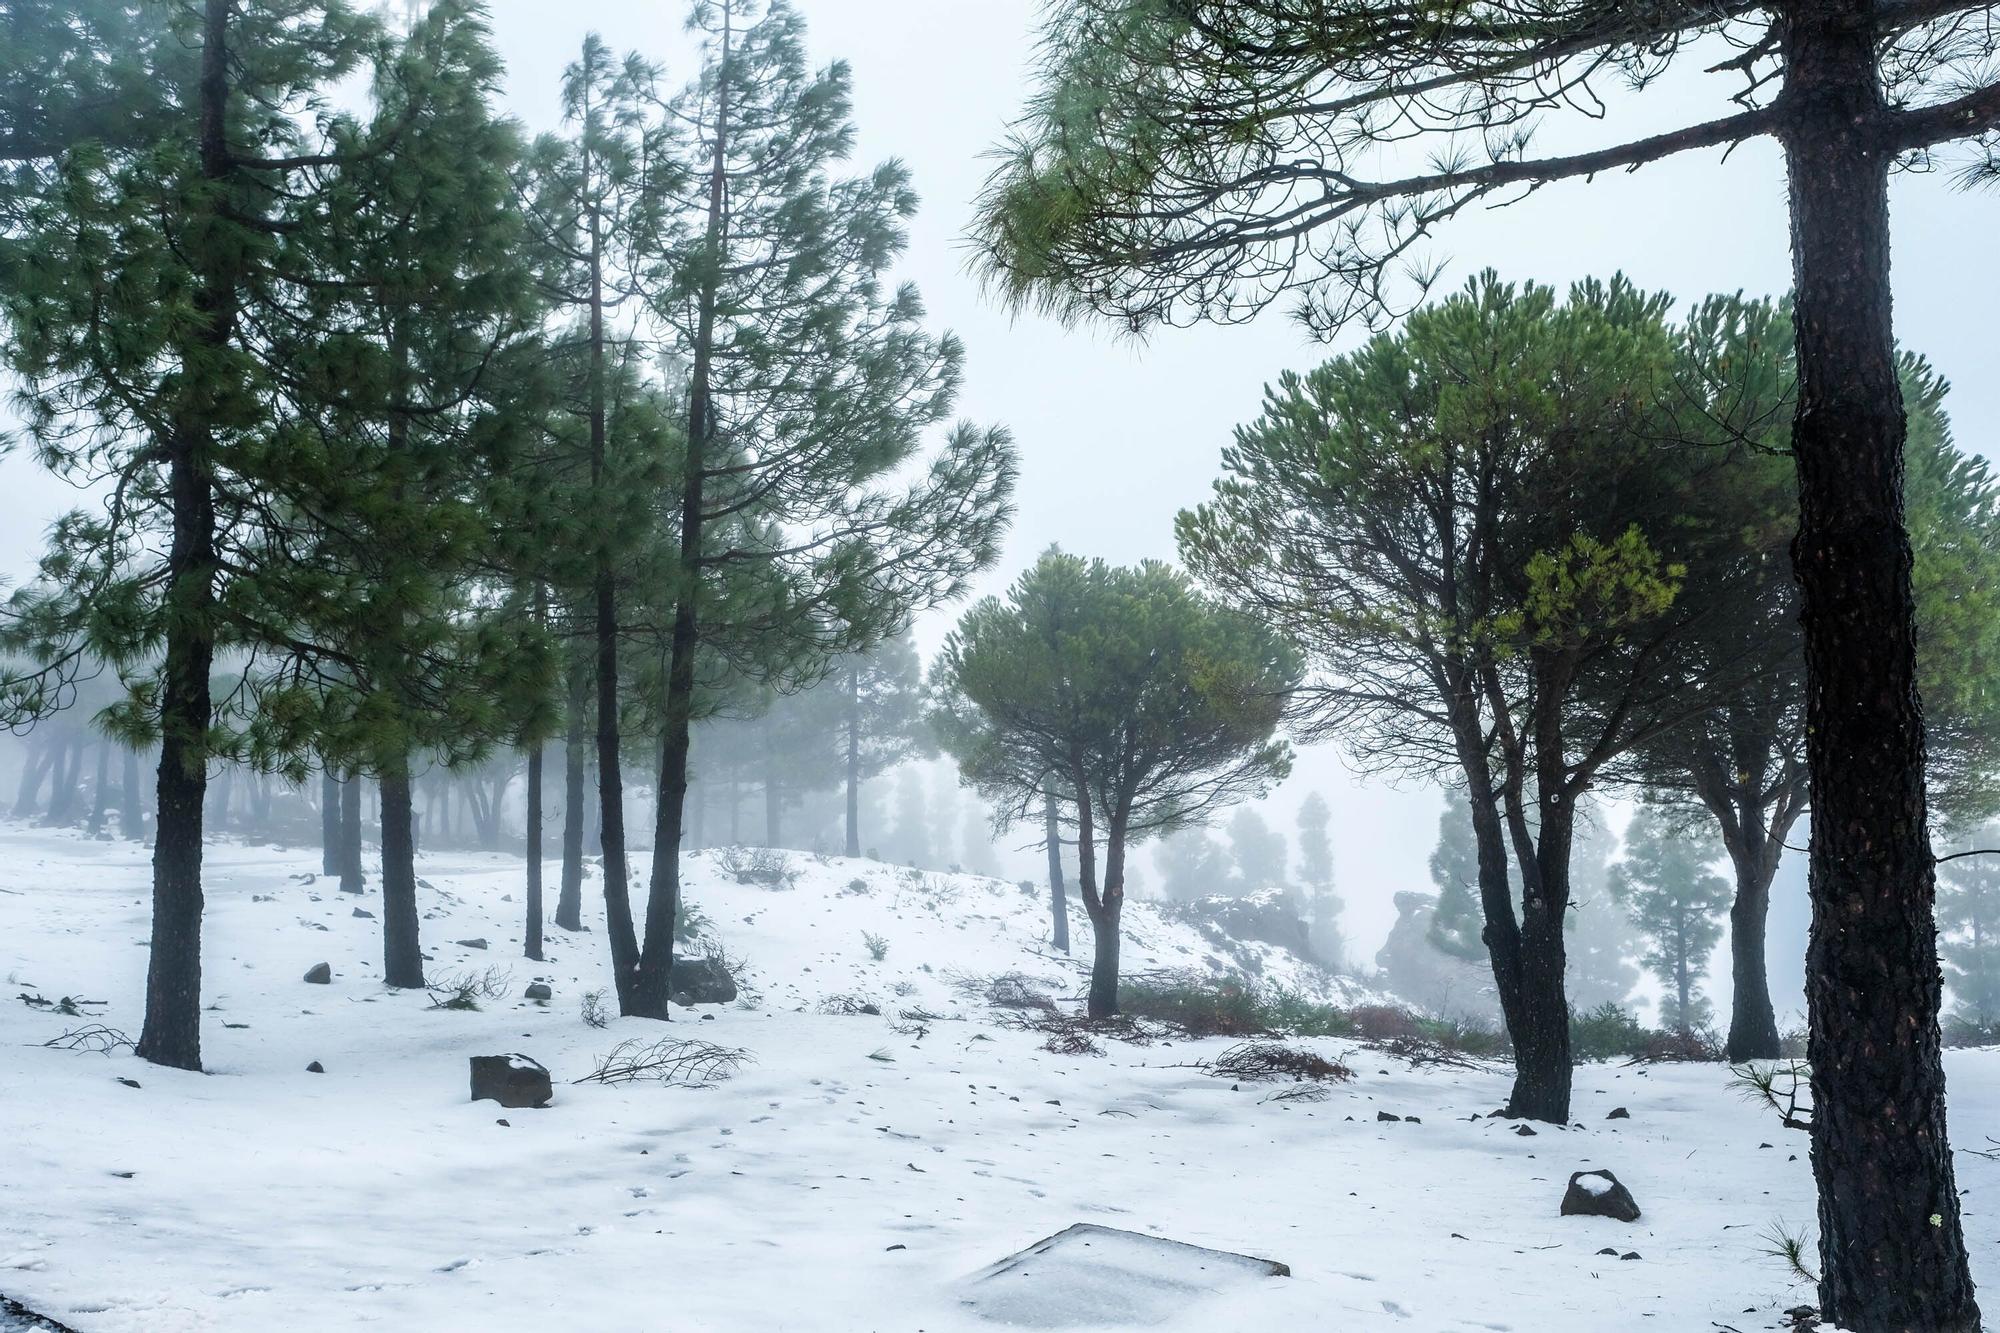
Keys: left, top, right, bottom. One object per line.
{"left": 1570, "top": 1002, "right": 1650, "bottom": 1061}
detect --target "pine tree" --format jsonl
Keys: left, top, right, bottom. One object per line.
{"left": 1295, "top": 792, "right": 1343, "bottom": 968}
{"left": 633, "top": 0, "right": 1014, "bottom": 1017}
{"left": 1426, "top": 790, "right": 1486, "bottom": 962}
{"left": 0, "top": 0, "right": 379, "bottom": 1070}
{"left": 1225, "top": 808, "right": 1286, "bottom": 891}
{"left": 932, "top": 550, "right": 1298, "bottom": 1016}
{"left": 1611, "top": 812, "right": 1732, "bottom": 1035}
{"left": 840, "top": 634, "right": 928, "bottom": 857}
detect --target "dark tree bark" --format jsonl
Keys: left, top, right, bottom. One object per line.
{"left": 1781, "top": 4, "right": 1977, "bottom": 1326}
{"left": 525, "top": 742, "right": 544, "bottom": 962}
{"left": 339, "top": 777, "right": 363, "bottom": 893}
{"left": 844, "top": 665, "right": 862, "bottom": 857}
{"left": 1723, "top": 825, "right": 1787, "bottom": 1062}
{"left": 378, "top": 764, "right": 423, "bottom": 989}
{"left": 1043, "top": 787, "right": 1070, "bottom": 954}
{"left": 134, "top": 0, "right": 231, "bottom": 1073}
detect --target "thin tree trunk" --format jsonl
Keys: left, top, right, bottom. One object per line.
{"left": 45, "top": 731, "right": 85, "bottom": 825}
{"left": 318, "top": 768, "right": 338, "bottom": 872}
{"left": 121, "top": 745, "right": 142, "bottom": 841}
{"left": 525, "top": 742, "right": 544, "bottom": 962}
{"left": 1044, "top": 787, "right": 1070, "bottom": 954}
{"left": 339, "top": 777, "right": 363, "bottom": 893}
{"left": 13, "top": 735, "right": 54, "bottom": 816}
{"left": 844, "top": 665, "right": 862, "bottom": 857}
{"left": 379, "top": 764, "right": 423, "bottom": 989}
{"left": 1782, "top": 5, "right": 1976, "bottom": 1324}
{"left": 638, "top": 12, "right": 733, "bottom": 1020}
{"left": 87, "top": 742, "right": 110, "bottom": 836}
{"left": 1724, "top": 837, "right": 1784, "bottom": 1061}
{"left": 557, "top": 653, "right": 586, "bottom": 931}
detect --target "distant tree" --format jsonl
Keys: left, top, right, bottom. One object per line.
{"left": 1295, "top": 792, "right": 1343, "bottom": 967}
{"left": 1939, "top": 831, "right": 2000, "bottom": 1030}
{"left": 932, "top": 549, "right": 1298, "bottom": 1015}
{"left": 1611, "top": 812, "right": 1732, "bottom": 1036}
{"left": 892, "top": 766, "right": 931, "bottom": 867}
{"left": 1153, "top": 828, "right": 1231, "bottom": 903}
{"left": 1226, "top": 808, "right": 1287, "bottom": 890}
{"left": 1562, "top": 809, "right": 1641, "bottom": 1013}
{"left": 841, "top": 633, "right": 929, "bottom": 856}
{"left": 1425, "top": 790, "right": 1485, "bottom": 963}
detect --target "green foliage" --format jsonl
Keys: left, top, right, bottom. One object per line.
{"left": 932, "top": 547, "right": 1298, "bottom": 844}
{"left": 1426, "top": 790, "right": 1486, "bottom": 961}
{"left": 1568, "top": 1002, "right": 1651, "bottom": 1062}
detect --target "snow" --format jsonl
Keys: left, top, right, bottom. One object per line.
{"left": 1575, "top": 1172, "right": 1615, "bottom": 1197}
{"left": 2, "top": 819, "right": 1998, "bottom": 1332}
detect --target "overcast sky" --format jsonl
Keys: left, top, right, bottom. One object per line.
{"left": 3, "top": 1, "right": 1992, "bottom": 1017}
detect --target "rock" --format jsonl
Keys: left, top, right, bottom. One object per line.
{"left": 960, "top": 1224, "right": 1287, "bottom": 1327}
{"left": 469, "top": 1054, "right": 552, "bottom": 1109}
{"left": 1620, "top": 1251, "right": 1642, "bottom": 1261}
{"left": 1376, "top": 1110, "right": 1402, "bottom": 1122}
{"left": 352, "top": 908, "right": 374, "bottom": 919}
{"left": 306, "top": 1061, "right": 324, "bottom": 1074}
{"left": 667, "top": 956, "right": 738, "bottom": 1007}
{"left": 1596, "top": 1247, "right": 1619, "bottom": 1256}
{"left": 1405, "top": 1115, "right": 1422, "bottom": 1124}
{"left": 1560, "top": 1169, "right": 1641, "bottom": 1223}
{"left": 1606, "top": 1106, "right": 1630, "bottom": 1120}
{"left": 1173, "top": 888, "right": 1318, "bottom": 963}
{"left": 454, "top": 938, "right": 489, "bottom": 951}
{"left": 1513, "top": 1124, "right": 1537, "bottom": 1137}
{"left": 524, "top": 982, "right": 553, "bottom": 1001}
{"left": 304, "top": 962, "right": 332, "bottom": 984}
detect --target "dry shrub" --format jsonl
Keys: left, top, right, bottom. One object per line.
{"left": 576, "top": 1038, "right": 751, "bottom": 1087}
{"left": 1043, "top": 1029, "right": 1102, "bottom": 1056}
{"left": 1347, "top": 1004, "right": 1425, "bottom": 1042}
{"left": 1637, "top": 1026, "right": 1725, "bottom": 1063}
{"left": 819, "top": 993, "right": 882, "bottom": 1016}
{"left": 1205, "top": 1041, "right": 1353, "bottom": 1084}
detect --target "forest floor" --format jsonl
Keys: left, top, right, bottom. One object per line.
{"left": 2, "top": 820, "right": 1997, "bottom": 1332}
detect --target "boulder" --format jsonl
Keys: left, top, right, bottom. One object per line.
{"left": 454, "top": 938, "right": 489, "bottom": 951}
{"left": 669, "top": 957, "right": 738, "bottom": 1007}
{"left": 470, "top": 1054, "right": 552, "bottom": 1109}
{"left": 1606, "top": 1106, "right": 1630, "bottom": 1120}
{"left": 524, "top": 982, "right": 553, "bottom": 1002}
{"left": 1174, "top": 888, "right": 1317, "bottom": 962}
{"left": 303, "top": 962, "right": 332, "bottom": 984}
{"left": 306, "top": 1061, "right": 324, "bottom": 1074}
{"left": 352, "top": 908, "right": 374, "bottom": 919}
{"left": 1560, "top": 1169, "right": 1641, "bottom": 1223}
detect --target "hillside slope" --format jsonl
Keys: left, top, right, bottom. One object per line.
{"left": 1, "top": 823, "right": 1994, "bottom": 1332}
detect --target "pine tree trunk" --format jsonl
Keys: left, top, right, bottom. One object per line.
{"left": 134, "top": 0, "right": 232, "bottom": 1073}
{"left": 844, "top": 666, "right": 862, "bottom": 857}
{"left": 379, "top": 764, "right": 423, "bottom": 989}
{"left": 525, "top": 743, "right": 544, "bottom": 962}
{"left": 1044, "top": 788, "right": 1069, "bottom": 954}
{"left": 1087, "top": 805, "right": 1128, "bottom": 1018}
{"left": 638, "top": 16, "right": 733, "bottom": 1021}
{"left": 1780, "top": 5, "right": 1977, "bottom": 1325}
{"left": 1726, "top": 851, "right": 1782, "bottom": 1060}
{"left": 557, "top": 656, "right": 586, "bottom": 931}
{"left": 339, "top": 777, "right": 364, "bottom": 893}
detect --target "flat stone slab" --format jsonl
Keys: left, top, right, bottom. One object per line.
{"left": 960, "top": 1223, "right": 1287, "bottom": 1327}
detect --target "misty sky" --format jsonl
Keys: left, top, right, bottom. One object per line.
{"left": 2, "top": 0, "right": 1993, "bottom": 1018}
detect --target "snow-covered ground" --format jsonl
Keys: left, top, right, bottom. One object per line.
{"left": 2, "top": 821, "right": 1997, "bottom": 1332}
